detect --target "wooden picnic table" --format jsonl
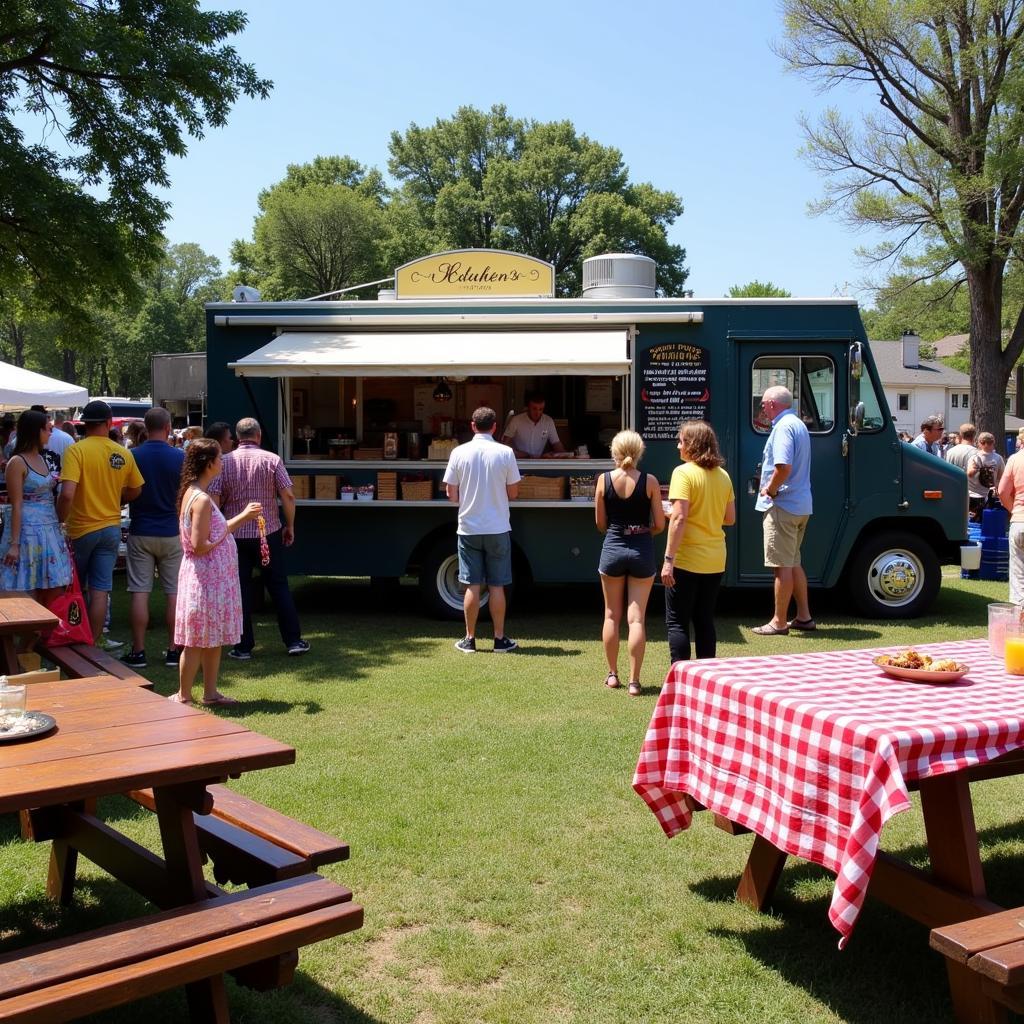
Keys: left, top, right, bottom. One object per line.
{"left": 0, "top": 595, "right": 57, "bottom": 676}
{"left": 634, "top": 638, "right": 1024, "bottom": 1024}
{"left": 0, "top": 674, "right": 302, "bottom": 1022}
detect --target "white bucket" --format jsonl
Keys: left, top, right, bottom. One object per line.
{"left": 961, "top": 543, "right": 982, "bottom": 571}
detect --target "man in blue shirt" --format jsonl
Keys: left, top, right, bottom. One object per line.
{"left": 122, "top": 407, "right": 185, "bottom": 668}
{"left": 752, "top": 386, "right": 815, "bottom": 636}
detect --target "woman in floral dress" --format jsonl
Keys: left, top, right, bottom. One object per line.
{"left": 172, "top": 438, "right": 260, "bottom": 706}
{"left": 0, "top": 409, "right": 71, "bottom": 601}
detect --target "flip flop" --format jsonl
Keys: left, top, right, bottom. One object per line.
{"left": 604, "top": 672, "right": 621, "bottom": 689}
{"left": 752, "top": 623, "right": 790, "bottom": 636}
{"left": 168, "top": 693, "right": 191, "bottom": 704}
{"left": 201, "top": 694, "right": 239, "bottom": 707}
{"left": 788, "top": 618, "right": 817, "bottom": 631}
{"left": 627, "top": 681, "right": 643, "bottom": 697}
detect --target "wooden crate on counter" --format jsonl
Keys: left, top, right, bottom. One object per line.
{"left": 291, "top": 475, "right": 311, "bottom": 499}
{"left": 353, "top": 447, "right": 383, "bottom": 460}
{"left": 517, "top": 475, "right": 567, "bottom": 500}
{"left": 315, "top": 476, "right": 338, "bottom": 500}
{"left": 400, "top": 478, "right": 435, "bottom": 501}
{"left": 377, "top": 472, "right": 398, "bottom": 500}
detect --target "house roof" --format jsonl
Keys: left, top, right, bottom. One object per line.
{"left": 870, "top": 339, "right": 971, "bottom": 387}
{"left": 932, "top": 334, "right": 969, "bottom": 358}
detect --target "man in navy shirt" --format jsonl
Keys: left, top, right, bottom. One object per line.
{"left": 122, "top": 407, "right": 185, "bottom": 668}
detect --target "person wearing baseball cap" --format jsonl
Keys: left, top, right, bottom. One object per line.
{"left": 58, "top": 400, "right": 145, "bottom": 649}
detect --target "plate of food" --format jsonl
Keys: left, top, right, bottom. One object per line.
{"left": 872, "top": 650, "right": 969, "bottom": 684}
{"left": 0, "top": 710, "right": 57, "bottom": 743}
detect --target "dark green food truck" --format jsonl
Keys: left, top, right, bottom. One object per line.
{"left": 205, "top": 249, "right": 968, "bottom": 619}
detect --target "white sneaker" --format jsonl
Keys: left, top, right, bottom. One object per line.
{"left": 97, "top": 635, "right": 125, "bottom": 651}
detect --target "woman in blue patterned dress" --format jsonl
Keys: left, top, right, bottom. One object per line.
{"left": 0, "top": 409, "right": 71, "bottom": 601}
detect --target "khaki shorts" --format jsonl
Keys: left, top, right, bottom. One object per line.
{"left": 763, "top": 506, "right": 809, "bottom": 568}
{"left": 126, "top": 534, "right": 183, "bottom": 594}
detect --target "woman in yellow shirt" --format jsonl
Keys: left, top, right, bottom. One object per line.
{"left": 660, "top": 421, "right": 736, "bottom": 663}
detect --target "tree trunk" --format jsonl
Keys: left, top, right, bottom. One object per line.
{"left": 966, "top": 267, "right": 1007, "bottom": 439}
{"left": 62, "top": 349, "right": 76, "bottom": 385}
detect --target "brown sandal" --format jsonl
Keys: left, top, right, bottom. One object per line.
{"left": 604, "top": 672, "right": 621, "bottom": 689}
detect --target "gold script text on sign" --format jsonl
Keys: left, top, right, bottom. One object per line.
{"left": 394, "top": 249, "right": 555, "bottom": 298}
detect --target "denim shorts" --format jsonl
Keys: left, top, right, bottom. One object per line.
{"left": 598, "top": 528, "right": 655, "bottom": 578}
{"left": 457, "top": 532, "right": 513, "bottom": 586}
{"left": 72, "top": 524, "right": 122, "bottom": 592}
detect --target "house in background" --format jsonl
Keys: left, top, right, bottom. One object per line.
{"left": 871, "top": 333, "right": 1020, "bottom": 450}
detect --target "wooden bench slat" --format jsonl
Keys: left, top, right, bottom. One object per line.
{"left": 0, "top": 875, "right": 352, "bottom": 996}
{"left": 129, "top": 785, "right": 350, "bottom": 867}
{"left": 930, "top": 909, "right": 1024, "bottom": 962}
{"left": 199, "top": 816, "right": 311, "bottom": 886}
{"left": 69, "top": 643, "right": 150, "bottom": 685}
{"left": 42, "top": 646, "right": 100, "bottom": 679}
{"left": 0, "top": 897, "right": 362, "bottom": 1022}
{"left": 969, "top": 940, "right": 1024, "bottom": 987}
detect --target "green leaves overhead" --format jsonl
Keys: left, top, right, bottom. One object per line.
{"left": 0, "top": 0, "right": 270, "bottom": 320}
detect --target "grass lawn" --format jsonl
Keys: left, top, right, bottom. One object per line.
{"left": 1, "top": 570, "right": 1019, "bottom": 1023}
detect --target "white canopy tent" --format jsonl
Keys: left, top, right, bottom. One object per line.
{"left": 0, "top": 361, "right": 88, "bottom": 411}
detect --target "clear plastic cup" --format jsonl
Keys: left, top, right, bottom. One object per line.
{"left": 0, "top": 683, "right": 27, "bottom": 720}
{"left": 989, "top": 603, "right": 1020, "bottom": 659}
{"left": 1006, "top": 620, "right": 1024, "bottom": 676}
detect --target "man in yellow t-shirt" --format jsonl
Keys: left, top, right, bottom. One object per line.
{"left": 58, "top": 401, "right": 144, "bottom": 648}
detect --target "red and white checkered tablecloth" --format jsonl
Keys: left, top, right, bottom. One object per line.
{"left": 633, "top": 638, "right": 1024, "bottom": 945}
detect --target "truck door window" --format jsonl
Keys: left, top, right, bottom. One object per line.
{"left": 850, "top": 359, "right": 886, "bottom": 432}
{"left": 751, "top": 356, "right": 835, "bottom": 434}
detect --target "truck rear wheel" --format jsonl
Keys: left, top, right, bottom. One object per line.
{"left": 846, "top": 531, "right": 941, "bottom": 619}
{"left": 420, "top": 537, "right": 520, "bottom": 621}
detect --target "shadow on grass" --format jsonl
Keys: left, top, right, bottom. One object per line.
{"left": 687, "top": 818, "right": 1024, "bottom": 1024}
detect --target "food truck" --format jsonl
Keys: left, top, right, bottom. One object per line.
{"left": 205, "top": 249, "right": 968, "bottom": 619}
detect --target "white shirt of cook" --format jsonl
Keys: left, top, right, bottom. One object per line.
{"left": 443, "top": 433, "right": 522, "bottom": 536}
{"left": 503, "top": 411, "right": 560, "bottom": 457}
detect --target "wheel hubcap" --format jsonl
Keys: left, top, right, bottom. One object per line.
{"left": 869, "top": 550, "right": 921, "bottom": 606}
{"left": 435, "top": 554, "right": 488, "bottom": 612}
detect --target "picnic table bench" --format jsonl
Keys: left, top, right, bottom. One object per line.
{"left": 41, "top": 641, "right": 151, "bottom": 687}
{"left": 0, "top": 674, "right": 363, "bottom": 1023}
{"left": 0, "top": 875, "right": 363, "bottom": 1023}
{"left": 932, "top": 912, "right": 1024, "bottom": 1019}
{"left": 128, "top": 784, "right": 350, "bottom": 887}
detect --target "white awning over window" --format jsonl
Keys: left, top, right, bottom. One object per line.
{"left": 228, "top": 330, "right": 630, "bottom": 377}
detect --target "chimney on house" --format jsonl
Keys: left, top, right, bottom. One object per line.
{"left": 901, "top": 329, "right": 921, "bottom": 369}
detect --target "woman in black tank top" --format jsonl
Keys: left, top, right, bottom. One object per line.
{"left": 594, "top": 430, "right": 666, "bottom": 696}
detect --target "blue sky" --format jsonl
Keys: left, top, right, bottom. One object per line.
{"left": 156, "top": 0, "right": 885, "bottom": 300}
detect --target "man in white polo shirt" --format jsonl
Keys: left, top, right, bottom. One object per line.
{"left": 444, "top": 407, "right": 522, "bottom": 654}
{"left": 501, "top": 390, "right": 566, "bottom": 459}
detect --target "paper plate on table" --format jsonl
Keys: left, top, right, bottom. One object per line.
{"left": 0, "top": 711, "right": 57, "bottom": 743}
{"left": 872, "top": 659, "right": 969, "bottom": 684}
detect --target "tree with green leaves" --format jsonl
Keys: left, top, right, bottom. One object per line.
{"left": 777, "top": 1, "right": 1024, "bottom": 437}
{"left": 388, "top": 105, "right": 688, "bottom": 295}
{"left": 727, "top": 281, "right": 792, "bottom": 298}
{"left": 230, "top": 157, "right": 389, "bottom": 299}
{"left": 0, "top": 1, "right": 270, "bottom": 323}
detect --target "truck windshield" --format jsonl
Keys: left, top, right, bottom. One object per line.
{"left": 751, "top": 356, "right": 835, "bottom": 433}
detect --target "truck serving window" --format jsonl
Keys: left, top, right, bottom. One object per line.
{"left": 751, "top": 356, "right": 835, "bottom": 434}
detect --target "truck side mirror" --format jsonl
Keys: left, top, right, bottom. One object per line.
{"left": 851, "top": 402, "right": 865, "bottom": 433}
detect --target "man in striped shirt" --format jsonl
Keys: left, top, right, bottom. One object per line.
{"left": 209, "top": 417, "right": 309, "bottom": 659}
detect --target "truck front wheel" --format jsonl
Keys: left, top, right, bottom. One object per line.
{"left": 846, "top": 531, "right": 941, "bottom": 619}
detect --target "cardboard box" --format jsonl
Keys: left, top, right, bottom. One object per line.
{"left": 315, "top": 476, "right": 338, "bottom": 500}
{"left": 17, "top": 652, "right": 42, "bottom": 672}
{"left": 291, "top": 475, "right": 311, "bottom": 499}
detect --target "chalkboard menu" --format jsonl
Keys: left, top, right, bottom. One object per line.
{"left": 636, "top": 342, "right": 711, "bottom": 441}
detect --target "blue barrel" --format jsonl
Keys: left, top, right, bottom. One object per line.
{"left": 982, "top": 507, "right": 1009, "bottom": 537}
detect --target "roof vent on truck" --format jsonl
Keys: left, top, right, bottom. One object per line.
{"left": 582, "top": 253, "right": 657, "bottom": 299}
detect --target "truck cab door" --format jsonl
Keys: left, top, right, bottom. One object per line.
{"left": 735, "top": 344, "right": 845, "bottom": 585}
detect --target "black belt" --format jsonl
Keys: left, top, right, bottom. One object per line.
{"left": 618, "top": 525, "right": 650, "bottom": 536}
